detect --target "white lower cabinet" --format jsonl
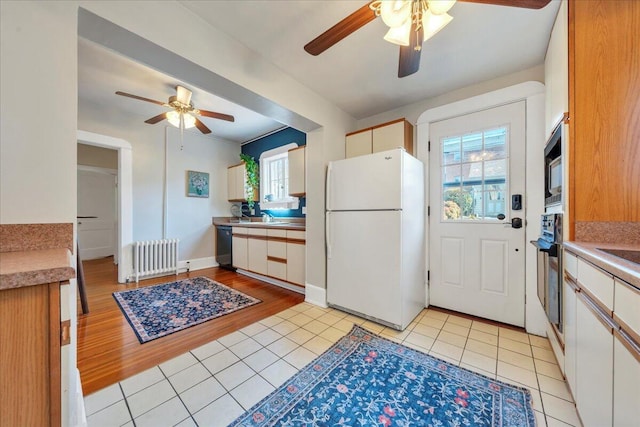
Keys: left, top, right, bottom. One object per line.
{"left": 267, "top": 235, "right": 287, "bottom": 281}
{"left": 563, "top": 278, "right": 577, "bottom": 397}
{"left": 613, "top": 334, "right": 640, "bottom": 427}
{"left": 232, "top": 227, "right": 248, "bottom": 270}
{"left": 286, "top": 242, "right": 305, "bottom": 286}
{"left": 247, "top": 229, "right": 268, "bottom": 276}
{"left": 575, "top": 294, "right": 613, "bottom": 427}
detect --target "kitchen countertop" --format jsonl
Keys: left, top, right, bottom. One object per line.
{"left": 212, "top": 217, "right": 305, "bottom": 231}
{"left": 0, "top": 248, "right": 76, "bottom": 290}
{"left": 564, "top": 241, "right": 640, "bottom": 289}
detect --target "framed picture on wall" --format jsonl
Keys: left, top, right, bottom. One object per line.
{"left": 186, "top": 170, "right": 209, "bottom": 198}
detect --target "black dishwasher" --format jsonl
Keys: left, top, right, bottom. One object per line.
{"left": 216, "top": 225, "right": 235, "bottom": 271}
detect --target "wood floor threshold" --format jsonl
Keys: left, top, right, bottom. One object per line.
{"left": 77, "top": 257, "right": 304, "bottom": 395}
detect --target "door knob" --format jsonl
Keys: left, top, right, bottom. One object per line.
{"left": 511, "top": 218, "right": 523, "bottom": 229}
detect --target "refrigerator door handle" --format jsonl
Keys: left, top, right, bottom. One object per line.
{"left": 326, "top": 163, "right": 332, "bottom": 211}
{"left": 326, "top": 212, "right": 332, "bottom": 259}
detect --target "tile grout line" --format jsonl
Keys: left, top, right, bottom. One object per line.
{"left": 118, "top": 382, "right": 137, "bottom": 427}
{"left": 158, "top": 361, "right": 198, "bottom": 427}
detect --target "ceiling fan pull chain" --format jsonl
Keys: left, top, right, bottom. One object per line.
{"left": 180, "top": 113, "right": 184, "bottom": 151}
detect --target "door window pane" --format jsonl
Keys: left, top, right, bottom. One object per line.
{"left": 441, "top": 127, "right": 508, "bottom": 221}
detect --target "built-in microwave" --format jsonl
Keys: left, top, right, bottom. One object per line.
{"left": 544, "top": 123, "right": 562, "bottom": 206}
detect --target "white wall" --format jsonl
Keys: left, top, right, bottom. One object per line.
{"left": 0, "top": 1, "right": 78, "bottom": 224}
{"left": 356, "top": 65, "right": 545, "bottom": 131}
{"left": 78, "top": 100, "right": 240, "bottom": 263}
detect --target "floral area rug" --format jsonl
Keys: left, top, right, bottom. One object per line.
{"left": 231, "top": 325, "right": 535, "bottom": 427}
{"left": 113, "top": 276, "right": 261, "bottom": 343}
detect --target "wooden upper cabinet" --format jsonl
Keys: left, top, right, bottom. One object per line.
{"left": 288, "top": 146, "right": 306, "bottom": 197}
{"left": 345, "top": 118, "right": 413, "bottom": 159}
{"left": 227, "top": 163, "right": 258, "bottom": 202}
{"left": 569, "top": 0, "right": 640, "bottom": 230}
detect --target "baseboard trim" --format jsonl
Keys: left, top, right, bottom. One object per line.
{"left": 178, "top": 256, "right": 217, "bottom": 272}
{"left": 236, "top": 269, "right": 305, "bottom": 295}
{"left": 304, "top": 283, "right": 327, "bottom": 308}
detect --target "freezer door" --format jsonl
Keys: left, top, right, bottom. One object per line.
{"left": 327, "top": 149, "right": 403, "bottom": 211}
{"left": 326, "top": 210, "right": 402, "bottom": 326}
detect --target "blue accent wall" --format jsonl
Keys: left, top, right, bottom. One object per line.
{"left": 240, "top": 127, "right": 306, "bottom": 218}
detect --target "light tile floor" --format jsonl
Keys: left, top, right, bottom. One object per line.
{"left": 84, "top": 303, "right": 582, "bottom": 427}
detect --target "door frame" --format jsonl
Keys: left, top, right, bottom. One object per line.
{"left": 77, "top": 130, "right": 133, "bottom": 283}
{"left": 416, "top": 81, "right": 548, "bottom": 335}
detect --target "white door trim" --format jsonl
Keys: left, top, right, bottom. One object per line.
{"left": 416, "top": 81, "right": 548, "bottom": 335}
{"left": 77, "top": 130, "right": 133, "bottom": 283}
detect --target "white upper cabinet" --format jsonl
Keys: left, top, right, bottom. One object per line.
{"left": 288, "top": 146, "right": 305, "bottom": 197}
{"left": 345, "top": 119, "right": 413, "bottom": 159}
{"left": 227, "top": 163, "right": 246, "bottom": 202}
{"left": 544, "top": 0, "right": 568, "bottom": 136}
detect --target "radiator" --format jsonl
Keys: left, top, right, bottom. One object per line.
{"left": 133, "top": 239, "right": 179, "bottom": 283}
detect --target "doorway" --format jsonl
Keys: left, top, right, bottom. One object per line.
{"left": 77, "top": 130, "right": 134, "bottom": 283}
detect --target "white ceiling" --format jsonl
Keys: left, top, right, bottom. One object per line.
{"left": 78, "top": 0, "right": 560, "bottom": 142}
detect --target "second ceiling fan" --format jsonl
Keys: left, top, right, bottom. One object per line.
{"left": 116, "top": 85, "right": 235, "bottom": 134}
{"left": 304, "top": 0, "right": 552, "bottom": 78}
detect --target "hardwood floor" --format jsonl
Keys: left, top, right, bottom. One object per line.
{"left": 77, "top": 257, "right": 304, "bottom": 395}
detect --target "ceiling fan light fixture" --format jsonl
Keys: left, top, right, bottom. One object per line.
{"left": 379, "top": 0, "right": 412, "bottom": 28}
{"left": 167, "top": 110, "right": 196, "bottom": 129}
{"left": 383, "top": 19, "right": 413, "bottom": 46}
{"left": 175, "top": 85, "right": 192, "bottom": 105}
{"left": 422, "top": 10, "right": 453, "bottom": 42}
{"left": 426, "top": 0, "right": 456, "bottom": 15}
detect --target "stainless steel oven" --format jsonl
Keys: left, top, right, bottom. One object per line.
{"left": 531, "top": 213, "right": 563, "bottom": 333}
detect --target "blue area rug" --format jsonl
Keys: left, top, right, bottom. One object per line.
{"left": 231, "top": 325, "right": 535, "bottom": 427}
{"left": 113, "top": 276, "right": 261, "bottom": 343}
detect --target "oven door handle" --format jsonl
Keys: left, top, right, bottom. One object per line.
{"left": 530, "top": 239, "right": 559, "bottom": 257}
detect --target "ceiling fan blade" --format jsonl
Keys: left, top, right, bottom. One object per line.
{"left": 115, "top": 91, "right": 166, "bottom": 106}
{"left": 398, "top": 24, "right": 423, "bottom": 78}
{"left": 144, "top": 113, "right": 168, "bottom": 124}
{"left": 304, "top": 2, "right": 377, "bottom": 55}
{"left": 459, "top": 0, "right": 551, "bottom": 9}
{"left": 194, "top": 117, "right": 212, "bottom": 134}
{"left": 196, "top": 109, "right": 235, "bottom": 122}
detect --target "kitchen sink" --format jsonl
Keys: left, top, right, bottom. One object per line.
{"left": 597, "top": 248, "right": 640, "bottom": 265}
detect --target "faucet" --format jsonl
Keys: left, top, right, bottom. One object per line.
{"left": 262, "top": 212, "right": 273, "bottom": 223}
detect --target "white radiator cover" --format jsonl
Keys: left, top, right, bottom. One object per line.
{"left": 133, "top": 239, "right": 179, "bottom": 283}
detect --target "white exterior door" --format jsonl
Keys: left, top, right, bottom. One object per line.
{"left": 77, "top": 168, "right": 117, "bottom": 260}
{"left": 429, "top": 101, "right": 526, "bottom": 326}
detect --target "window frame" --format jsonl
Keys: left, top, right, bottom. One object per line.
{"left": 259, "top": 143, "right": 299, "bottom": 210}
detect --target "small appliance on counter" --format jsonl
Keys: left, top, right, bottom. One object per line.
{"left": 325, "top": 148, "right": 425, "bottom": 331}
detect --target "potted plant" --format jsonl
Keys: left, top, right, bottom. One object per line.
{"left": 239, "top": 153, "right": 258, "bottom": 209}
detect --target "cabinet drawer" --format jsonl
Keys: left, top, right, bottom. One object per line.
{"left": 267, "top": 229, "right": 287, "bottom": 238}
{"left": 577, "top": 258, "right": 614, "bottom": 312}
{"left": 614, "top": 279, "right": 640, "bottom": 342}
{"left": 287, "top": 230, "right": 305, "bottom": 240}
{"left": 267, "top": 240, "right": 286, "bottom": 258}
{"left": 564, "top": 250, "right": 577, "bottom": 278}
{"left": 247, "top": 228, "right": 267, "bottom": 237}
{"left": 232, "top": 227, "right": 248, "bottom": 235}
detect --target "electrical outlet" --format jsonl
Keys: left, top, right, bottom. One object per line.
{"left": 302, "top": 206, "right": 307, "bottom": 214}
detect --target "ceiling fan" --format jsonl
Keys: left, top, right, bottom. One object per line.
{"left": 304, "top": 0, "right": 552, "bottom": 78}
{"left": 115, "top": 85, "right": 235, "bottom": 134}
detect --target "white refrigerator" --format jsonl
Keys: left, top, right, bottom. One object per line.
{"left": 326, "top": 148, "right": 425, "bottom": 330}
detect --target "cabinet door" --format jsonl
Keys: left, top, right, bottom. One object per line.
{"left": 286, "top": 242, "right": 305, "bottom": 286}
{"left": 563, "top": 278, "right": 577, "bottom": 397}
{"left": 372, "top": 120, "right": 406, "bottom": 153}
{"left": 248, "top": 237, "right": 268, "bottom": 275}
{"left": 576, "top": 294, "right": 613, "bottom": 427}
{"left": 613, "top": 334, "right": 640, "bottom": 427}
{"left": 288, "top": 146, "right": 305, "bottom": 196}
{"left": 345, "top": 130, "right": 372, "bottom": 158}
{"left": 232, "top": 235, "right": 248, "bottom": 270}
{"left": 227, "top": 166, "right": 237, "bottom": 201}
{"left": 235, "top": 164, "right": 247, "bottom": 201}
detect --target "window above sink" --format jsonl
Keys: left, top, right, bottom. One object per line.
{"left": 260, "top": 143, "right": 299, "bottom": 210}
